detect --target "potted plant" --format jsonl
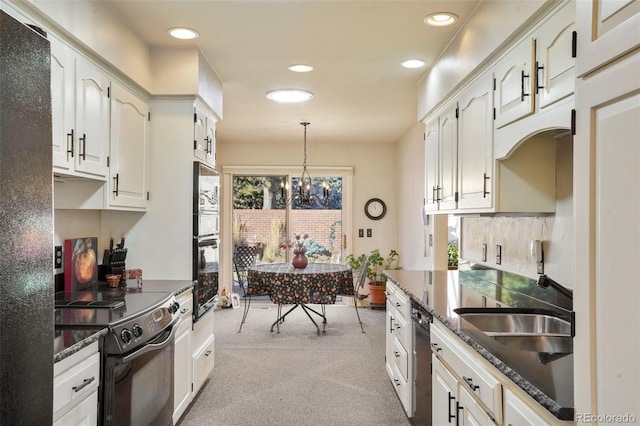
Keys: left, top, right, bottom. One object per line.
{"left": 346, "top": 249, "right": 401, "bottom": 307}
{"left": 448, "top": 242, "right": 459, "bottom": 270}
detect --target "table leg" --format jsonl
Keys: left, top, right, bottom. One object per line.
{"left": 270, "top": 304, "right": 300, "bottom": 333}
{"left": 300, "top": 304, "right": 322, "bottom": 335}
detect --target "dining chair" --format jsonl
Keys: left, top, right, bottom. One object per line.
{"left": 233, "top": 245, "right": 259, "bottom": 332}
{"left": 340, "top": 258, "right": 369, "bottom": 333}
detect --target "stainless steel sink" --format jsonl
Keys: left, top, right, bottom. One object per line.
{"left": 454, "top": 308, "right": 573, "bottom": 354}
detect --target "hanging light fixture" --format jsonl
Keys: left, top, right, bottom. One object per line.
{"left": 279, "top": 122, "right": 330, "bottom": 207}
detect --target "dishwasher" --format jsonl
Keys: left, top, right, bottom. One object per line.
{"left": 411, "top": 301, "right": 432, "bottom": 426}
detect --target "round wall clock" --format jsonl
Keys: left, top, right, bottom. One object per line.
{"left": 364, "top": 198, "right": 387, "bottom": 220}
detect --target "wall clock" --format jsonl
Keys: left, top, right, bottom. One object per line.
{"left": 364, "top": 198, "right": 387, "bottom": 220}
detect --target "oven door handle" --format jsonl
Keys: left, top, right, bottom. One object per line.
{"left": 119, "top": 318, "right": 179, "bottom": 364}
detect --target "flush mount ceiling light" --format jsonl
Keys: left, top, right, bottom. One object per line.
{"left": 266, "top": 89, "right": 314, "bottom": 103}
{"left": 424, "top": 12, "right": 458, "bottom": 27}
{"left": 168, "top": 27, "right": 199, "bottom": 40}
{"left": 402, "top": 59, "right": 427, "bottom": 69}
{"left": 288, "top": 64, "right": 314, "bottom": 73}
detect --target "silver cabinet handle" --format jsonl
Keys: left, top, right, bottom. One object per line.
{"left": 72, "top": 376, "right": 95, "bottom": 393}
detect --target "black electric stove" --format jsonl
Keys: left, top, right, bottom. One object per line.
{"left": 55, "top": 288, "right": 179, "bottom": 355}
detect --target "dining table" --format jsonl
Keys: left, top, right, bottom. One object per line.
{"left": 246, "top": 262, "right": 354, "bottom": 334}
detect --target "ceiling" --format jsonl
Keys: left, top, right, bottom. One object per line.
{"left": 108, "top": 0, "right": 481, "bottom": 146}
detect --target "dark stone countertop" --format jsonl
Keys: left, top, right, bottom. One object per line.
{"left": 54, "top": 280, "right": 194, "bottom": 363}
{"left": 384, "top": 266, "right": 574, "bottom": 421}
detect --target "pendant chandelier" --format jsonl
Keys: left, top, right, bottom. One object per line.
{"left": 279, "top": 122, "right": 330, "bottom": 207}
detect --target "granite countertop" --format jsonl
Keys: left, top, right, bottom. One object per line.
{"left": 54, "top": 280, "right": 194, "bottom": 363}
{"left": 384, "top": 267, "right": 574, "bottom": 421}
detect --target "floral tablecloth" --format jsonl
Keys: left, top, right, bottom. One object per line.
{"left": 247, "top": 263, "right": 354, "bottom": 304}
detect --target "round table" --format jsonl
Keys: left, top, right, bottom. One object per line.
{"left": 247, "top": 263, "right": 354, "bottom": 334}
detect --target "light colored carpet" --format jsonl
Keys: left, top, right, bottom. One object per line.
{"left": 177, "top": 303, "right": 411, "bottom": 426}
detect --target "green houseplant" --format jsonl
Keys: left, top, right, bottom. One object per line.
{"left": 448, "top": 242, "right": 459, "bottom": 270}
{"left": 346, "top": 249, "right": 401, "bottom": 306}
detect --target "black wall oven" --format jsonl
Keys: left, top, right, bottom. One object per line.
{"left": 193, "top": 161, "right": 219, "bottom": 322}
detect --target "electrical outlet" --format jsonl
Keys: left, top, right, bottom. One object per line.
{"left": 482, "top": 243, "right": 487, "bottom": 262}
{"left": 366, "top": 228, "right": 372, "bottom": 238}
{"left": 54, "top": 246, "right": 63, "bottom": 268}
{"left": 429, "top": 234, "right": 433, "bottom": 247}
{"left": 358, "top": 229, "right": 364, "bottom": 238}
{"left": 496, "top": 244, "right": 502, "bottom": 265}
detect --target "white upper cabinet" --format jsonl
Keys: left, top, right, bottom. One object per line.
{"left": 194, "top": 102, "right": 216, "bottom": 167}
{"left": 74, "top": 55, "right": 111, "bottom": 179}
{"left": 51, "top": 37, "right": 110, "bottom": 180}
{"left": 457, "top": 72, "right": 494, "bottom": 210}
{"left": 493, "top": 0, "right": 576, "bottom": 159}
{"left": 535, "top": 0, "right": 576, "bottom": 111}
{"left": 424, "top": 117, "right": 439, "bottom": 211}
{"left": 50, "top": 36, "right": 75, "bottom": 174}
{"left": 494, "top": 36, "right": 535, "bottom": 129}
{"left": 439, "top": 102, "right": 458, "bottom": 211}
{"left": 576, "top": 0, "right": 640, "bottom": 76}
{"left": 106, "top": 82, "right": 149, "bottom": 211}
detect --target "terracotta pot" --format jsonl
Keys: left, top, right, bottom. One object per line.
{"left": 292, "top": 253, "right": 308, "bottom": 269}
{"left": 368, "top": 282, "right": 386, "bottom": 305}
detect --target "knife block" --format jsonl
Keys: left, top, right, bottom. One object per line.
{"left": 99, "top": 248, "right": 127, "bottom": 282}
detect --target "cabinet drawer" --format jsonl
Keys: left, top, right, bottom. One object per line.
{"left": 192, "top": 335, "right": 214, "bottom": 396}
{"left": 389, "top": 362, "right": 410, "bottom": 414}
{"left": 391, "top": 337, "right": 409, "bottom": 381}
{"left": 387, "top": 284, "right": 410, "bottom": 320}
{"left": 53, "top": 351, "right": 100, "bottom": 417}
{"left": 431, "top": 323, "right": 503, "bottom": 423}
{"left": 53, "top": 389, "right": 98, "bottom": 426}
{"left": 391, "top": 309, "right": 411, "bottom": 350}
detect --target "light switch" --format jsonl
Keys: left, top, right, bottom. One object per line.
{"left": 366, "top": 228, "right": 372, "bottom": 238}
{"left": 358, "top": 229, "right": 364, "bottom": 238}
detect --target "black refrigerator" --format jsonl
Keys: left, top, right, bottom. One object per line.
{"left": 0, "top": 10, "right": 54, "bottom": 424}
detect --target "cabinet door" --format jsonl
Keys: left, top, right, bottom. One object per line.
{"left": 494, "top": 37, "right": 535, "bottom": 129}
{"left": 53, "top": 391, "right": 98, "bottom": 426}
{"left": 385, "top": 308, "right": 395, "bottom": 379}
{"left": 424, "top": 117, "right": 440, "bottom": 211}
{"left": 205, "top": 116, "right": 216, "bottom": 166}
{"left": 575, "top": 52, "right": 640, "bottom": 419}
{"left": 192, "top": 334, "right": 215, "bottom": 396}
{"left": 75, "top": 56, "right": 110, "bottom": 179}
{"left": 432, "top": 355, "right": 459, "bottom": 426}
{"left": 50, "top": 36, "right": 75, "bottom": 173}
{"left": 576, "top": 0, "right": 640, "bottom": 76}
{"left": 459, "top": 386, "right": 495, "bottom": 426}
{"left": 107, "top": 82, "right": 149, "bottom": 210}
{"left": 193, "top": 104, "right": 208, "bottom": 162}
{"left": 535, "top": 0, "right": 575, "bottom": 111}
{"left": 438, "top": 102, "right": 458, "bottom": 210}
{"left": 173, "top": 320, "right": 192, "bottom": 424}
{"left": 457, "top": 73, "right": 494, "bottom": 210}
{"left": 503, "top": 388, "right": 550, "bottom": 426}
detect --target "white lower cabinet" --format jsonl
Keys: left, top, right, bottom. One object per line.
{"left": 431, "top": 321, "right": 573, "bottom": 426}
{"left": 53, "top": 341, "right": 100, "bottom": 425}
{"left": 192, "top": 334, "right": 215, "bottom": 396}
{"left": 191, "top": 305, "right": 215, "bottom": 398}
{"left": 503, "top": 388, "right": 549, "bottom": 426}
{"left": 385, "top": 281, "right": 413, "bottom": 417}
{"left": 173, "top": 288, "right": 194, "bottom": 424}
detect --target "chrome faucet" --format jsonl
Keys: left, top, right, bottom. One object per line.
{"left": 537, "top": 274, "right": 573, "bottom": 300}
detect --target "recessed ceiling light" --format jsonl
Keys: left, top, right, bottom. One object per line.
{"left": 288, "top": 64, "right": 314, "bottom": 73}
{"left": 424, "top": 12, "right": 458, "bottom": 27}
{"left": 168, "top": 27, "right": 199, "bottom": 40}
{"left": 266, "top": 89, "right": 314, "bottom": 103}
{"left": 402, "top": 59, "right": 426, "bottom": 69}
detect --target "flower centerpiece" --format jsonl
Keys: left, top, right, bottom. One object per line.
{"left": 290, "top": 233, "right": 309, "bottom": 268}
